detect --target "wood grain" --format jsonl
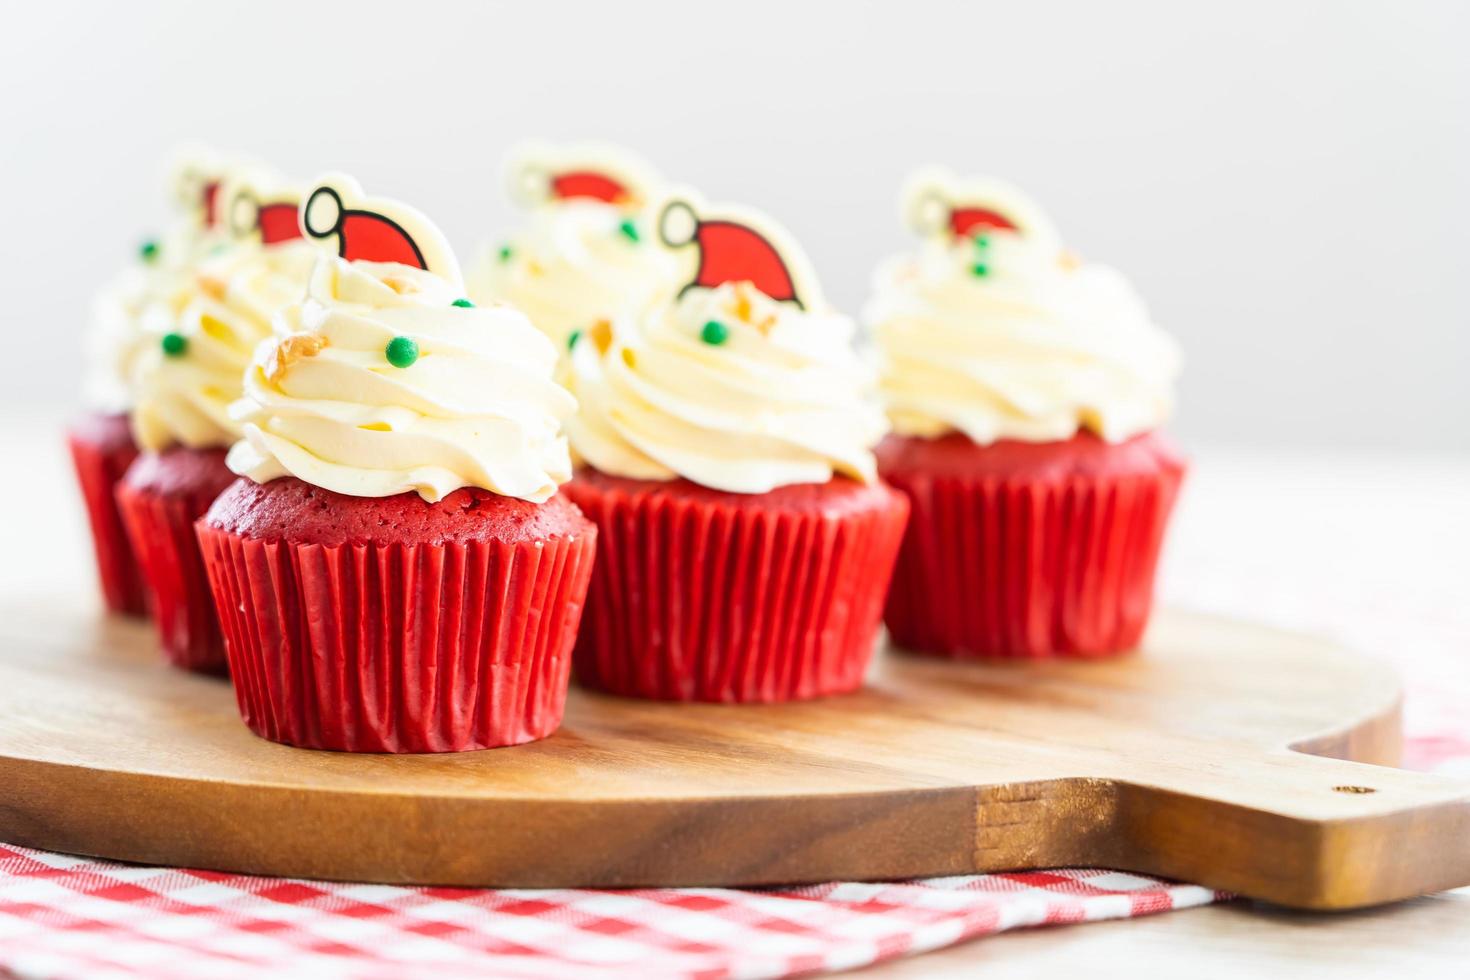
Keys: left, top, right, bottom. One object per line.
{"left": 0, "top": 594, "right": 1467, "bottom": 910}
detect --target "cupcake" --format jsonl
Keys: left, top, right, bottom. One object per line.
{"left": 197, "top": 174, "right": 596, "bottom": 752}
{"left": 466, "top": 142, "right": 679, "bottom": 351}
{"left": 116, "top": 169, "right": 318, "bottom": 672}
{"left": 867, "top": 168, "right": 1186, "bottom": 659}
{"left": 561, "top": 192, "right": 908, "bottom": 703}
{"left": 68, "top": 157, "right": 228, "bottom": 617}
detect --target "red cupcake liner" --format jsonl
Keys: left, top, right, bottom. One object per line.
{"left": 115, "top": 448, "right": 236, "bottom": 674}
{"left": 116, "top": 476, "right": 231, "bottom": 673}
{"left": 880, "top": 431, "right": 1186, "bottom": 659}
{"left": 564, "top": 474, "right": 910, "bottom": 703}
{"left": 66, "top": 415, "right": 145, "bottom": 616}
{"left": 196, "top": 521, "right": 598, "bottom": 753}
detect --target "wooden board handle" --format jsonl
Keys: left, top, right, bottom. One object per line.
{"left": 975, "top": 749, "right": 1470, "bottom": 910}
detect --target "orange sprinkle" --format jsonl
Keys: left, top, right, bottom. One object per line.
{"left": 589, "top": 318, "right": 613, "bottom": 354}
{"left": 197, "top": 272, "right": 229, "bottom": 302}
{"left": 265, "top": 333, "right": 328, "bottom": 383}
{"left": 732, "top": 282, "right": 756, "bottom": 323}
{"left": 381, "top": 275, "right": 421, "bottom": 295}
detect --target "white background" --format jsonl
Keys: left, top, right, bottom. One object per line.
{"left": 2, "top": 0, "right": 1466, "bottom": 451}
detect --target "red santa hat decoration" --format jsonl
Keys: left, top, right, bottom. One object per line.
{"left": 167, "top": 144, "right": 235, "bottom": 231}
{"left": 301, "top": 173, "right": 463, "bottom": 287}
{"left": 224, "top": 171, "right": 305, "bottom": 247}
{"left": 657, "top": 191, "right": 823, "bottom": 311}
{"left": 901, "top": 167, "right": 1061, "bottom": 255}
{"left": 504, "top": 142, "right": 663, "bottom": 210}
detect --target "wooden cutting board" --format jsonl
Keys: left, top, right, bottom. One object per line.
{"left": 1, "top": 599, "right": 1467, "bottom": 910}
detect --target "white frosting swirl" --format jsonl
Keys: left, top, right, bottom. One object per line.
{"left": 130, "top": 241, "right": 318, "bottom": 452}
{"left": 84, "top": 221, "right": 222, "bottom": 414}
{"left": 565, "top": 282, "right": 885, "bottom": 493}
{"left": 867, "top": 232, "right": 1181, "bottom": 444}
{"left": 467, "top": 201, "right": 679, "bottom": 349}
{"left": 228, "top": 256, "right": 575, "bottom": 503}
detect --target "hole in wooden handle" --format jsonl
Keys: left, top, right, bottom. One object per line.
{"left": 1333, "top": 785, "right": 1377, "bottom": 794}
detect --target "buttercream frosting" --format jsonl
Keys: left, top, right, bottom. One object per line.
{"left": 84, "top": 221, "right": 223, "bottom": 415}
{"left": 130, "top": 240, "right": 317, "bottom": 451}
{"left": 468, "top": 201, "right": 679, "bottom": 350}
{"left": 228, "top": 256, "right": 575, "bottom": 503}
{"left": 868, "top": 179, "right": 1181, "bottom": 444}
{"left": 565, "top": 281, "right": 884, "bottom": 493}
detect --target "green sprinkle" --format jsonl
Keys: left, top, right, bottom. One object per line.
{"left": 700, "top": 320, "right": 730, "bottom": 346}
{"left": 498, "top": 245, "right": 513, "bottom": 262}
{"left": 139, "top": 239, "right": 160, "bottom": 263}
{"left": 451, "top": 297, "right": 475, "bottom": 308}
{"left": 161, "top": 332, "right": 187, "bottom": 357}
{"left": 618, "top": 218, "right": 640, "bottom": 242}
{"left": 974, "top": 234, "right": 991, "bottom": 250}
{"left": 567, "top": 329, "right": 583, "bottom": 350}
{"left": 971, "top": 262, "right": 990, "bottom": 278}
{"left": 385, "top": 336, "right": 419, "bottom": 368}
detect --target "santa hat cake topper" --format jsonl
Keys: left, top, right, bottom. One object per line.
{"left": 657, "top": 190, "right": 823, "bottom": 311}
{"left": 167, "top": 144, "right": 236, "bottom": 231}
{"left": 224, "top": 170, "right": 305, "bottom": 247}
{"left": 301, "top": 173, "right": 463, "bottom": 287}
{"left": 504, "top": 141, "right": 663, "bottom": 210}
{"left": 901, "top": 167, "right": 1061, "bottom": 254}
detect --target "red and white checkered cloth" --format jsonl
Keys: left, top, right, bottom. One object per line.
{"left": 0, "top": 852, "right": 1225, "bottom": 980}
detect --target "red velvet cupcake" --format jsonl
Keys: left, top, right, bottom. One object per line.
{"left": 198, "top": 174, "right": 594, "bottom": 752}
{"left": 116, "top": 447, "right": 236, "bottom": 671}
{"left": 868, "top": 169, "right": 1185, "bottom": 658}
{"left": 67, "top": 412, "right": 145, "bottom": 615}
{"left": 562, "top": 193, "right": 907, "bottom": 702}
{"left": 72, "top": 202, "right": 214, "bottom": 616}
{"left": 117, "top": 168, "right": 317, "bottom": 672}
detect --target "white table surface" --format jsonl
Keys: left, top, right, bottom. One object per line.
{"left": 6, "top": 424, "right": 1470, "bottom": 976}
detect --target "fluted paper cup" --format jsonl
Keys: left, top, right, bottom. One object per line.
{"left": 565, "top": 471, "right": 909, "bottom": 703}
{"left": 197, "top": 480, "right": 597, "bottom": 752}
{"left": 879, "top": 430, "right": 1186, "bottom": 659}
